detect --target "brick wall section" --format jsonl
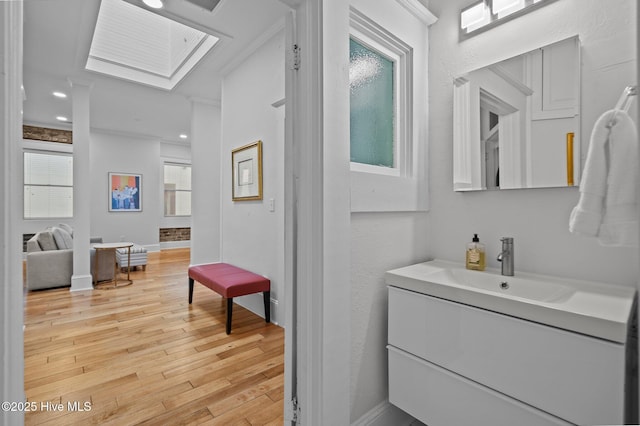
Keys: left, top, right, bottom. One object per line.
{"left": 159, "top": 227, "right": 191, "bottom": 242}
{"left": 23, "top": 125, "right": 72, "bottom": 144}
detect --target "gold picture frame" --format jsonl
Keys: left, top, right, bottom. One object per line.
{"left": 232, "top": 140, "right": 263, "bottom": 201}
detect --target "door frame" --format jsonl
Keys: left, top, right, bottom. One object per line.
{"left": 285, "top": 0, "right": 352, "bottom": 424}
{"left": 1, "top": 1, "right": 26, "bottom": 425}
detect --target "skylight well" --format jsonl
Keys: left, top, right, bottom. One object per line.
{"left": 87, "top": 0, "right": 219, "bottom": 90}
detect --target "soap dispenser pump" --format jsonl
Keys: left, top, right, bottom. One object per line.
{"left": 466, "top": 234, "right": 485, "bottom": 271}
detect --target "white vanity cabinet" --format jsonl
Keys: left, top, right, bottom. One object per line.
{"left": 388, "top": 286, "right": 633, "bottom": 426}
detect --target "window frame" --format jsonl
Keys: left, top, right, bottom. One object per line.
{"left": 23, "top": 150, "right": 74, "bottom": 220}
{"left": 163, "top": 161, "right": 192, "bottom": 217}
{"left": 349, "top": 9, "right": 413, "bottom": 178}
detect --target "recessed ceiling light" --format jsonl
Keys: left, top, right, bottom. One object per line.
{"left": 56, "top": 116, "right": 69, "bottom": 122}
{"left": 142, "top": 0, "right": 163, "bottom": 9}
{"left": 53, "top": 91, "right": 67, "bottom": 99}
{"left": 179, "top": 134, "right": 188, "bottom": 139}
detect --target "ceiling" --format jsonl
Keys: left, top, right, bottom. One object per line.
{"left": 22, "top": 0, "right": 290, "bottom": 144}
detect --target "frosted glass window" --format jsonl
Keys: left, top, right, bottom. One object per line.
{"left": 164, "top": 163, "right": 191, "bottom": 216}
{"left": 349, "top": 38, "right": 395, "bottom": 168}
{"left": 24, "top": 152, "right": 73, "bottom": 219}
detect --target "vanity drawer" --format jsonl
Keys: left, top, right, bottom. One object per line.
{"left": 388, "top": 286, "right": 626, "bottom": 425}
{"left": 388, "top": 346, "right": 571, "bottom": 426}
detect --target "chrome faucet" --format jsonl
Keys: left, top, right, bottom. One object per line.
{"left": 497, "top": 237, "right": 514, "bottom": 276}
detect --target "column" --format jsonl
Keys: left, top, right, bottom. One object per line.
{"left": 69, "top": 79, "right": 94, "bottom": 291}
{"left": 1, "top": 1, "right": 25, "bottom": 422}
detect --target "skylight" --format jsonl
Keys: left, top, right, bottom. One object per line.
{"left": 87, "top": 0, "right": 219, "bottom": 90}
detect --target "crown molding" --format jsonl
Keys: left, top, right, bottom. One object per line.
{"left": 395, "top": 0, "right": 438, "bottom": 26}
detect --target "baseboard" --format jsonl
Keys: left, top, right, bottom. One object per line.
{"left": 159, "top": 241, "right": 190, "bottom": 250}
{"left": 71, "top": 274, "right": 93, "bottom": 291}
{"left": 235, "top": 293, "right": 279, "bottom": 326}
{"left": 144, "top": 243, "right": 161, "bottom": 252}
{"left": 351, "top": 400, "right": 415, "bottom": 426}
{"left": 270, "top": 298, "right": 279, "bottom": 326}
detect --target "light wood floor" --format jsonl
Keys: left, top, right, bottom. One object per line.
{"left": 23, "top": 248, "right": 284, "bottom": 425}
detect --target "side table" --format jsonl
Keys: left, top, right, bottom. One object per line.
{"left": 93, "top": 242, "right": 134, "bottom": 288}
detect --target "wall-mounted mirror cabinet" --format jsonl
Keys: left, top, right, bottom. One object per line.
{"left": 453, "top": 36, "right": 580, "bottom": 191}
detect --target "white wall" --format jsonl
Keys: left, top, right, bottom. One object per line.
{"left": 428, "top": 0, "right": 638, "bottom": 286}
{"left": 348, "top": 1, "right": 432, "bottom": 423}
{"left": 190, "top": 100, "right": 221, "bottom": 265}
{"left": 161, "top": 141, "right": 190, "bottom": 159}
{"left": 22, "top": 137, "right": 191, "bottom": 250}
{"left": 90, "top": 131, "right": 162, "bottom": 249}
{"left": 220, "top": 29, "right": 285, "bottom": 325}
{"left": 351, "top": 212, "right": 429, "bottom": 422}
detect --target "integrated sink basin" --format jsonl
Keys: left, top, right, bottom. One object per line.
{"left": 423, "top": 268, "right": 576, "bottom": 303}
{"left": 386, "top": 260, "right": 636, "bottom": 343}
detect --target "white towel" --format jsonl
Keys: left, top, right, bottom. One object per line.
{"left": 569, "top": 109, "right": 638, "bottom": 247}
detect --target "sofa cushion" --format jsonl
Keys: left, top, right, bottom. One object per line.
{"left": 51, "top": 226, "right": 73, "bottom": 249}
{"left": 57, "top": 223, "right": 73, "bottom": 237}
{"left": 38, "top": 231, "right": 58, "bottom": 251}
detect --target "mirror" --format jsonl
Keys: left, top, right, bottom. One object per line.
{"left": 453, "top": 36, "right": 580, "bottom": 191}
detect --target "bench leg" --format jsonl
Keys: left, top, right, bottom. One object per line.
{"left": 188, "top": 278, "right": 194, "bottom": 304}
{"left": 263, "top": 291, "right": 271, "bottom": 323}
{"left": 226, "top": 298, "right": 233, "bottom": 335}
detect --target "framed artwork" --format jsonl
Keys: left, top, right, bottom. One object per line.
{"left": 109, "top": 172, "right": 142, "bottom": 212}
{"left": 232, "top": 140, "right": 263, "bottom": 201}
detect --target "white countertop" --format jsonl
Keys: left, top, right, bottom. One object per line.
{"left": 386, "top": 260, "right": 637, "bottom": 343}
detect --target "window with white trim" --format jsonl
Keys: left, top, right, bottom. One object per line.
{"left": 164, "top": 163, "right": 191, "bottom": 216}
{"left": 23, "top": 151, "right": 73, "bottom": 219}
{"left": 349, "top": 9, "right": 413, "bottom": 177}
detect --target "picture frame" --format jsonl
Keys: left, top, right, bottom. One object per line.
{"left": 232, "top": 140, "right": 263, "bottom": 201}
{"left": 109, "top": 172, "right": 142, "bottom": 212}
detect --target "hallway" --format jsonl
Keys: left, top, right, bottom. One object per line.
{"left": 23, "top": 249, "right": 284, "bottom": 425}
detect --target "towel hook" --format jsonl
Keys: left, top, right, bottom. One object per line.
{"left": 614, "top": 85, "right": 637, "bottom": 111}
{"left": 607, "top": 85, "right": 637, "bottom": 129}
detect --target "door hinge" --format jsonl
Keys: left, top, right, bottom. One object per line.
{"left": 292, "top": 44, "right": 301, "bottom": 71}
{"left": 286, "top": 396, "right": 301, "bottom": 423}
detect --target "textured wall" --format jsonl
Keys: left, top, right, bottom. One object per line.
{"left": 23, "top": 125, "right": 72, "bottom": 143}
{"left": 428, "top": 0, "right": 638, "bottom": 285}
{"left": 159, "top": 227, "right": 190, "bottom": 242}
{"left": 351, "top": 212, "right": 429, "bottom": 422}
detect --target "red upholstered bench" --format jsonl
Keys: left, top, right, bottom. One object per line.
{"left": 188, "top": 263, "right": 270, "bottom": 334}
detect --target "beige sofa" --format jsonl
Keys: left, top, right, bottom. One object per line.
{"left": 26, "top": 225, "right": 114, "bottom": 290}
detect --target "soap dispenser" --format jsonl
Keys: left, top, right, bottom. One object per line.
{"left": 466, "top": 234, "right": 485, "bottom": 271}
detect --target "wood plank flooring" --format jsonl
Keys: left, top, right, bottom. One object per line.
{"left": 23, "top": 248, "right": 284, "bottom": 425}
